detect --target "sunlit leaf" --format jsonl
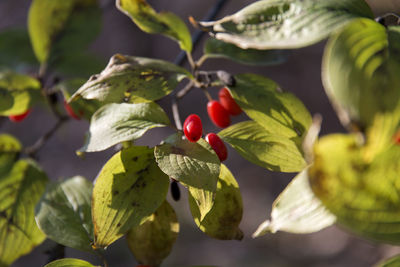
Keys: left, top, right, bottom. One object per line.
{"left": 45, "top": 258, "right": 97, "bottom": 267}
{"left": 376, "top": 254, "right": 400, "bottom": 267}
{"left": 126, "top": 201, "right": 179, "bottom": 266}
{"left": 0, "top": 159, "right": 48, "bottom": 266}
{"left": 71, "top": 54, "right": 191, "bottom": 104}
{"left": 154, "top": 133, "right": 220, "bottom": 220}
{"left": 80, "top": 102, "right": 170, "bottom": 152}
{"left": 200, "top": 0, "right": 373, "bottom": 49}
{"left": 92, "top": 146, "right": 169, "bottom": 248}
{"left": 322, "top": 19, "right": 400, "bottom": 129}
{"left": 35, "top": 176, "right": 94, "bottom": 252}
{"left": 229, "top": 74, "right": 312, "bottom": 139}
{"left": 117, "top": 0, "right": 192, "bottom": 52}
{"left": 253, "top": 168, "right": 336, "bottom": 237}
{"left": 219, "top": 121, "right": 305, "bottom": 172}
{"left": 0, "top": 134, "right": 21, "bottom": 177}
{"left": 189, "top": 164, "right": 243, "bottom": 240}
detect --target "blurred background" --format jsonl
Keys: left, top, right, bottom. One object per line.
{"left": 1, "top": 0, "right": 400, "bottom": 266}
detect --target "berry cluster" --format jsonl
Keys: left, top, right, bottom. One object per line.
{"left": 183, "top": 87, "right": 242, "bottom": 161}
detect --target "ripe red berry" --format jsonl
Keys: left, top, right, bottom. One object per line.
{"left": 219, "top": 87, "right": 242, "bottom": 116}
{"left": 207, "top": 100, "right": 230, "bottom": 128}
{"left": 205, "top": 133, "right": 227, "bottom": 161}
{"left": 63, "top": 100, "right": 81, "bottom": 120}
{"left": 183, "top": 114, "right": 202, "bottom": 142}
{"left": 393, "top": 130, "right": 400, "bottom": 144}
{"left": 9, "top": 109, "right": 31, "bottom": 122}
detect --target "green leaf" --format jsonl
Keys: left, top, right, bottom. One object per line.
{"left": 45, "top": 258, "right": 97, "bottom": 267}
{"left": 219, "top": 121, "right": 306, "bottom": 172}
{"left": 189, "top": 164, "right": 243, "bottom": 240}
{"left": 204, "top": 38, "right": 289, "bottom": 66}
{"left": 322, "top": 18, "right": 400, "bottom": 129}
{"left": 154, "top": 133, "right": 220, "bottom": 220}
{"left": 253, "top": 168, "right": 336, "bottom": 237}
{"left": 376, "top": 254, "right": 400, "bottom": 267}
{"left": 92, "top": 146, "right": 169, "bottom": 248}
{"left": 0, "top": 134, "right": 21, "bottom": 177}
{"left": 35, "top": 176, "right": 94, "bottom": 252}
{"left": 57, "top": 78, "right": 102, "bottom": 121}
{"left": 199, "top": 0, "right": 373, "bottom": 49}
{"left": 229, "top": 73, "right": 312, "bottom": 139}
{"left": 126, "top": 201, "right": 179, "bottom": 266}
{"left": 0, "top": 29, "right": 37, "bottom": 68}
{"left": 28, "top": 0, "right": 98, "bottom": 63}
{"left": 116, "top": 0, "right": 192, "bottom": 52}
{"left": 0, "top": 159, "right": 48, "bottom": 266}
{"left": 71, "top": 54, "right": 191, "bottom": 104}
{"left": 80, "top": 102, "right": 170, "bottom": 152}
{"left": 0, "top": 71, "right": 41, "bottom": 116}
{"left": 309, "top": 134, "right": 400, "bottom": 244}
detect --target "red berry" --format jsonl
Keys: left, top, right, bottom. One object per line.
{"left": 219, "top": 87, "right": 242, "bottom": 116}
{"left": 9, "top": 109, "right": 31, "bottom": 122}
{"left": 63, "top": 100, "right": 81, "bottom": 120}
{"left": 207, "top": 100, "right": 230, "bottom": 128}
{"left": 205, "top": 133, "right": 227, "bottom": 161}
{"left": 393, "top": 130, "right": 400, "bottom": 144}
{"left": 183, "top": 114, "right": 202, "bottom": 142}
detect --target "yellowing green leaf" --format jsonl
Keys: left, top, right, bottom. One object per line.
{"left": 45, "top": 258, "right": 97, "bottom": 267}
{"left": 189, "top": 164, "right": 243, "bottom": 240}
{"left": 0, "top": 159, "right": 48, "bottom": 266}
{"left": 92, "top": 146, "right": 169, "bottom": 248}
{"left": 71, "top": 54, "right": 191, "bottom": 104}
{"left": 0, "top": 134, "right": 21, "bottom": 177}
{"left": 35, "top": 176, "right": 94, "bottom": 252}
{"left": 229, "top": 74, "right": 312, "bottom": 139}
{"left": 200, "top": 0, "right": 373, "bottom": 49}
{"left": 376, "top": 254, "right": 400, "bottom": 267}
{"left": 219, "top": 121, "right": 306, "bottom": 172}
{"left": 116, "top": 0, "right": 192, "bottom": 52}
{"left": 323, "top": 19, "right": 400, "bottom": 129}
{"left": 253, "top": 168, "right": 336, "bottom": 237}
{"left": 80, "top": 102, "right": 170, "bottom": 152}
{"left": 126, "top": 201, "right": 179, "bottom": 266}
{"left": 154, "top": 133, "right": 220, "bottom": 220}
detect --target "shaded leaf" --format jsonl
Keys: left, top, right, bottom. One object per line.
{"left": 189, "top": 164, "right": 243, "bottom": 240}
{"left": 45, "top": 258, "right": 97, "bottom": 267}
{"left": 126, "top": 201, "right": 179, "bottom": 266}
{"left": 71, "top": 54, "right": 191, "bottom": 104}
{"left": 0, "top": 159, "right": 48, "bottom": 266}
{"left": 0, "top": 29, "right": 37, "bottom": 68}
{"left": 117, "top": 0, "right": 192, "bottom": 52}
{"left": 154, "top": 133, "right": 220, "bottom": 220}
{"left": 376, "top": 254, "right": 400, "bottom": 267}
{"left": 229, "top": 73, "right": 311, "bottom": 139}
{"left": 0, "top": 134, "right": 21, "bottom": 177}
{"left": 219, "top": 121, "right": 306, "bottom": 172}
{"left": 80, "top": 102, "right": 170, "bottom": 152}
{"left": 0, "top": 71, "right": 41, "bottom": 116}
{"left": 323, "top": 18, "right": 400, "bottom": 129}
{"left": 92, "top": 146, "right": 169, "bottom": 248}
{"left": 200, "top": 0, "right": 373, "bottom": 49}
{"left": 253, "top": 168, "right": 336, "bottom": 237}
{"left": 35, "top": 176, "right": 94, "bottom": 252}
{"left": 309, "top": 134, "right": 400, "bottom": 244}
{"left": 204, "top": 38, "right": 289, "bottom": 66}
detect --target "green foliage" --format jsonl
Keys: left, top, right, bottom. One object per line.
{"left": 0, "top": 29, "right": 37, "bottom": 68}
{"left": 80, "top": 102, "right": 170, "bottom": 152}
{"left": 376, "top": 254, "right": 400, "bottom": 267}
{"left": 71, "top": 54, "right": 192, "bottom": 104}
{"left": 0, "top": 159, "right": 48, "bottom": 266}
{"left": 45, "top": 258, "right": 97, "bottom": 267}
{"left": 219, "top": 121, "right": 306, "bottom": 172}
{"left": 189, "top": 164, "right": 243, "bottom": 240}
{"left": 323, "top": 18, "right": 400, "bottom": 129}
{"left": 92, "top": 146, "right": 169, "bottom": 248}
{"left": 0, "top": 135, "right": 21, "bottom": 177}
{"left": 116, "top": 0, "right": 192, "bottom": 52}
{"left": 155, "top": 133, "right": 220, "bottom": 221}
{"left": 200, "top": 0, "right": 373, "bottom": 49}
{"left": 126, "top": 201, "right": 179, "bottom": 266}
{"left": 0, "top": 71, "right": 41, "bottom": 116}
{"left": 253, "top": 168, "right": 336, "bottom": 237}
{"left": 204, "top": 38, "right": 289, "bottom": 66}
{"left": 35, "top": 176, "right": 94, "bottom": 252}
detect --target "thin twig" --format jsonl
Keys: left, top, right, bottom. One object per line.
{"left": 172, "top": 81, "right": 195, "bottom": 130}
